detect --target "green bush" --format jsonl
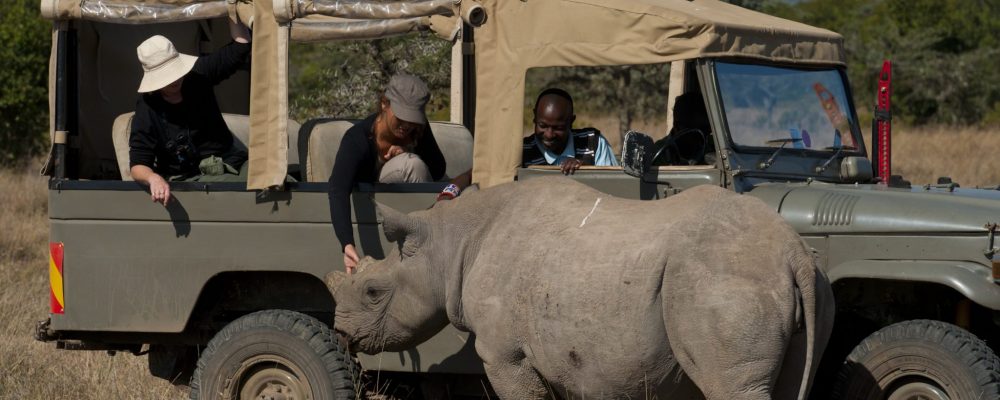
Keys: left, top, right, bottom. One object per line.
{"left": 0, "top": 0, "right": 50, "bottom": 165}
{"left": 763, "top": 0, "right": 1000, "bottom": 126}
{"left": 288, "top": 33, "right": 452, "bottom": 122}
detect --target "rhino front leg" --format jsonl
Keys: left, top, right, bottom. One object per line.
{"left": 476, "top": 342, "right": 549, "bottom": 399}
{"left": 482, "top": 359, "right": 549, "bottom": 399}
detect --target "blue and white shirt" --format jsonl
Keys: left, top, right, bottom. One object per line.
{"left": 522, "top": 129, "right": 619, "bottom": 167}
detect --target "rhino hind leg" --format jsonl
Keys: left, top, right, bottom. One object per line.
{"left": 663, "top": 273, "right": 794, "bottom": 400}
{"left": 666, "top": 314, "right": 783, "bottom": 399}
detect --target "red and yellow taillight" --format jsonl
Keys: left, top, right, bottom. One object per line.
{"left": 49, "top": 242, "right": 64, "bottom": 314}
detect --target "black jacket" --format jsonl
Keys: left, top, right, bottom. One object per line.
{"left": 129, "top": 41, "right": 251, "bottom": 178}
{"left": 328, "top": 114, "right": 446, "bottom": 249}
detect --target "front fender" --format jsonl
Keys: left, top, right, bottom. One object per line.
{"left": 828, "top": 260, "right": 1000, "bottom": 310}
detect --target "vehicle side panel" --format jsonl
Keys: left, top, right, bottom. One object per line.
{"left": 50, "top": 219, "right": 337, "bottom": 332}
{"left": 47, "top": 184, "right": 486, "bottom": 373}
{"left": 826, "top": 259, "right": 1000, "bottom": 309}
{"left": 517, "top": 166, "right": 723, "bottom": 199}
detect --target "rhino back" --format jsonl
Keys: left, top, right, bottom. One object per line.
{"left": 452, "top": 179, "right": 728, "bottom": 392}
{"left": 448, "top": 178, "right": 807, "bottom": 395}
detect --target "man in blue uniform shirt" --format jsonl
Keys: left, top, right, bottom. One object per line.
{"left": 522, "top": 88, "right": 619, "bottom": 175}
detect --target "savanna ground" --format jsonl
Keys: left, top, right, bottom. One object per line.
{"left": 1, "top": 126, "right": 999, "bottom": 399}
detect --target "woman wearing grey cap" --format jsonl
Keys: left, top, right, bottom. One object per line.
{"left": 328, "top": 73, "right": 446, "bottom": 272}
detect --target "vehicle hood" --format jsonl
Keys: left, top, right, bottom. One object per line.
{"left": 747, "top": 182, "right": 1000, "bottom": 234}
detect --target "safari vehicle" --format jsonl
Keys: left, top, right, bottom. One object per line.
{"left": 33, "top": 0, "right": 1000, "bottom": 399}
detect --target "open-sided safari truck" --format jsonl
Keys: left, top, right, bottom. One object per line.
{"left": 34, "top": 0, "right": 1000, "bottom": 399}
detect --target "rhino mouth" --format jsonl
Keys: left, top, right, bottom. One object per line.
{"left": 334, "top": 324, "right": 373, "bottom": 353}
{"left": 333, "top": 325, "right": 359, "bottom": 348}
{"left": 334, "top": 310, "right": 389, "bottom": 354}
{"left": 333, "top": 330, "right": 357, "bottom": 355}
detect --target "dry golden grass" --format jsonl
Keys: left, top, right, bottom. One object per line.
{"left": 891, "top": 125, "right": 1000, "bottom": 187}
{"left": 0, "top": 162, "right": 183, "bottom": 400}
{"left": 0, "top": 125, "right": 996, "bottom": 398}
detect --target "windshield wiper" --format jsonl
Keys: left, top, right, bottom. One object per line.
{"left": 758, "top": 138, "right": 802, "bottom": 170}
{"left": 815, "top": 145, "right": 857, "bottom": 173}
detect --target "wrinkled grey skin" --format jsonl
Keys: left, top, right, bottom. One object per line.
{"left": 327, "top": 177, "right": 834, "bottom": 399}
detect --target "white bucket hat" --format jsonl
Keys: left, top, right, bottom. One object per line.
{"left": 136, "top": 35, "right": 197, "bottom": 93}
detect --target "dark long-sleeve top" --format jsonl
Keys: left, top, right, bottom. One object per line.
{"left": 129, "top": 41, "right": 251, "bottom": 178}
{"left": 328, "top": 113, "right": 446, "bottom": 249}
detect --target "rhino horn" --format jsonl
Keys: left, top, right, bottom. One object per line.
{"left": 325, "top": 271, "right": 348, "bottom": 295}
{"left": 377, "top": 202, "right": 428, "bottom": 256}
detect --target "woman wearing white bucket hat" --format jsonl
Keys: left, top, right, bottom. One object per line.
{"left": 327, "top": 73, "right": 447, "bottom": 273}
{"left": 129, "top": 19, "right": 252, "bottom": 206}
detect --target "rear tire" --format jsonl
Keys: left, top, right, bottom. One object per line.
{"left": 831, "top": 319, "right": 1000, "bottom": 400}
{"left": 189, "top": 310, "right": 358, "bottom": 400}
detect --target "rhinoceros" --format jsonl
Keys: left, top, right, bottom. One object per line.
{"left": 326, "top": 177, "right": 834, "bottom": 399}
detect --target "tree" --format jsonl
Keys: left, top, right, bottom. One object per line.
{"left": 724, "top": 0, "right": 768, "bottom": 11}
{"left": 288, "top": 33, "right": 452, "bottom": 123}
{"left": 764, "top": 0, "right": 1000, "bottom": 125}
{"left": 525, "top": 64, "right": 670, "bottom": 142}
{"left": 0, "top": 0, "right": 51, "bottom": 165}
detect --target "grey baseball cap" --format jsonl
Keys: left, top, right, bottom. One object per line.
{"left": 384, "top": 73, "right": 430, "bottom": 124}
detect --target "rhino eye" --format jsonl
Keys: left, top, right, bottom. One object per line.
{"left": 366, "top": 287, "right": 379, "bottom": 298}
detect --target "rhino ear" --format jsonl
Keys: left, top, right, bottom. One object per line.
{"left": 377, "top": 202, "right": 427, "bottom": 257}
{"left": 377, "top": 202, "right": 416, "bottom": 243}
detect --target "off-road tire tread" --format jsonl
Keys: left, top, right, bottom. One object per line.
{"left": 189, "top": 309, "right": 357, "bottom": 400}
{"left": 831, "top": 319, "right": 1000, "bottom": 400}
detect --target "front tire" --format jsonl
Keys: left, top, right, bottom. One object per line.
{"left": 831, "top": 319, "right": 1000, "bottom": 400}
{"left": 189, "top": 310, "right": 358, "bottom": 400}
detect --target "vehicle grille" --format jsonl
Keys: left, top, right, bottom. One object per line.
{"left": 813, "top": 192, "right": 860, "bottom": 226}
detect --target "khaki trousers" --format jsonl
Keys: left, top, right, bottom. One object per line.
{"left": 378, "top": 153, "right": 433, "bottom": 183}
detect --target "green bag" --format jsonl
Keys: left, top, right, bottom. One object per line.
{"left": 199, "top": 156, "right": 239, "bottom": 176}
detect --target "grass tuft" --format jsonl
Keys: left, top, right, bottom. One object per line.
{"left": 0, "top": 161, "right": 184, "bottom": 400}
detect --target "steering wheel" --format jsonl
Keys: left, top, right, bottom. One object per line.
{"left": 652, "top": 128, "right": 708, "bottom": 166}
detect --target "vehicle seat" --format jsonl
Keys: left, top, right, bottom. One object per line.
{"left": 301, "top": 119, "right": 473, "bottom": 183}
{"left": 111, "top": 112, "right": 301, "bottom": 181}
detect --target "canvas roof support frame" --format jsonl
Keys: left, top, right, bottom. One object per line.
{"left": 38, "top": 0, "right": 457, "bottom": 23}
{"left": 467, "top": 0, "right": 845, "bottom": 187}
{"left": 41, "top": 0, "right": 846, "bottom": 189}
{"left": 40, "top": 0, "right": 461, "bottom": 189}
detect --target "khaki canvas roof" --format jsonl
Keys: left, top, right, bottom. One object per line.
{"left": 469, "top": 0, "right": 845, "bottom": 187}
{"left": 42, "top": 0, "right": 845, "bottom": 189}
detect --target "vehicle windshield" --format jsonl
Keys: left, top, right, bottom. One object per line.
{"left": 715, "top": 62, "right": 861, "bottom": 152}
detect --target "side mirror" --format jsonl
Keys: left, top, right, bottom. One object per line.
{"left": 840, "top": 156, "right": 873, "bottom": 183}
{"left": 621, "top": 130, "right": 654, "bottom": 178}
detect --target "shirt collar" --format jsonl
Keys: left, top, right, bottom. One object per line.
{"left": 535, "top": 133, "right": 576, "bottom": 165}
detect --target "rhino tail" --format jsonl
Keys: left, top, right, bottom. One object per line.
{"left": 790, "top": 246, "right": 833, "bottom": 400}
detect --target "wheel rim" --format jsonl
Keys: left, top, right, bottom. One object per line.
{"left": 228, "top": 354, "right": 313, "bottom": 400}
{"left": 886, "top": 379, "right": 951, "bottom": 400}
